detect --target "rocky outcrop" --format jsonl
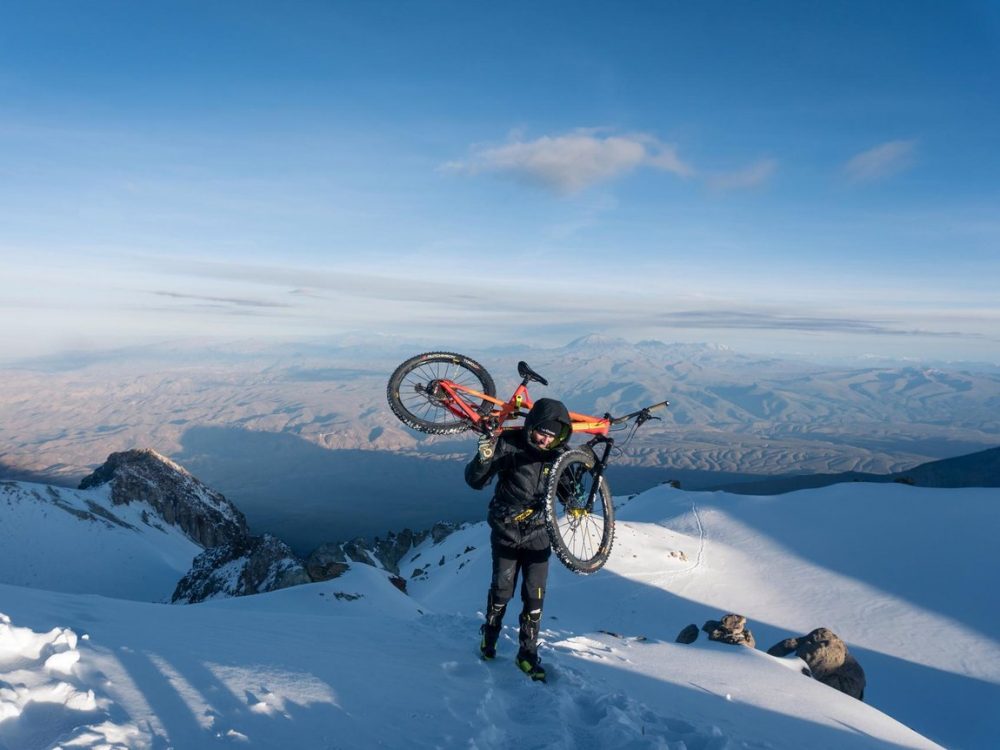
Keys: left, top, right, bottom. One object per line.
{"left": 702, "top": 614, "right": 756, "bottom": 648}
{"left": 767, "top": 628, "right": 866, "bottom": 700}
{"left": 172, "top": 534, "right": 310, "bottom": 603}
{"left": 306, "top": 522, "right": 457, "bottom": 578}
{"left": 79, "top": 449, "right": 248, "bottom": 548}
{"left": 304, "top": 548, "right": 351, "bottom": 582}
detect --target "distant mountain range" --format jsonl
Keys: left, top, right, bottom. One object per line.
{"left": 711, "top": 445, "right": 1000, "bottom": 495}
{"left": 2, "top": 336, "right": 998, "bottom": 546}
{"left": 5, "top": 336, "right": 997, "bottom": 478}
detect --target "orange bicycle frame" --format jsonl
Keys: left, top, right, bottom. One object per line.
{"left": 434, "top": 380, "right": 610, "bottom": 435}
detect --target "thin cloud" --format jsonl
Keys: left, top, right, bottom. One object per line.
{"left": 844, "top": 140, "right": 917, "bottom": 182}
{"left": 151, "top": 291, "right": 292, "bottom": 309}
{"left": 656, "top": 310, "right": 965, "bottom": 337}
{"left": 142, "top": 258, "right": 985, "bottom": 342}
{"left": 707, "top": 158, "right": 778, "bottom": 191}
{"left": 444, "top": 130, "right": 694, "bottom": 194}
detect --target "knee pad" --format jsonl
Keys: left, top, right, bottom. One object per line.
{"left": 522, "top": 598, "right": 543, "bottom": 619}
{"left": 521, "top": 606, "right": 542, "bottom": 624}
{"left": 486, "top": 591, "right": 509, "bottom": 627}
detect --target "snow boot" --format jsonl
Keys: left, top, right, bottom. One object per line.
{"left": 480, "top": 623, "right": 500, "bottom": 660}
{"left": 480, "top": 594, "right": 507, "bottom": 660}
{"left": 518, "top": 609, "right": 542, "bottom": 656}
{"left": 515, "top": 650, "right": 546, "bottom": 682}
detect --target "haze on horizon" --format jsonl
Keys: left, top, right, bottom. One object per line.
{"left": 2, "top": 2, "right": 999, "bottom": 365}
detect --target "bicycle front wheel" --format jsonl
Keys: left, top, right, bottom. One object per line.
{"left": 387, "top": 352, "right": 497, "bottom": 435}
{"left": 544, "top": 448, "right": 615, "bottom": 575}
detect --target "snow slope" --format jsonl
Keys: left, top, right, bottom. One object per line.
{"left": 3, "top": 482, "right": 998, "bottom": 749}
{"left": 0, "top": 480, "right": 200, "bottom": 602}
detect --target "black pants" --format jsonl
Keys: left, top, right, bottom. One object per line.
{"left": 486, "top": 542, "right": 550, "bottom": 657}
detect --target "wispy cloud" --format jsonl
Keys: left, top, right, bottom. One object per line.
{"left": 654, "top": 310, "right": 965, "bottom": 337}
{"left": 707, "top": 159, "right": 778, "bottom": 191}
{"left": 844, "top": 139, "right": 917, "bottom": 182}
{"left": 444, "top": 130, "right": 694, "bottom": 194}
{"left": 151, "top": 291, "right": 293, "bottom": 309}
{"left": 148, "top": 259, "right": 982, "bottom": 341}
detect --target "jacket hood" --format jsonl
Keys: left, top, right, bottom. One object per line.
{"left": 524, "top": 398, "right": 572, "bottom": 449}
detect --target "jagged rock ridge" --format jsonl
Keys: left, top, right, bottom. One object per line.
{"left": 79, "top": 448, "right": 248, "bottom": 548}
{"left": 172, "top": 534, "right": 311, "bottom": 603}
{"left": 306, "top": 523, "right": 457, "bottom": 578}
{"left": 22, "top": 447, "right": 464, "bottom": 603}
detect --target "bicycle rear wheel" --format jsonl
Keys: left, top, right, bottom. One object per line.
{"left": 387, "top": 352, "right": 497, "bottom": 435}
{"left": 543, "top": 448, "right": 615, "bottom": 575}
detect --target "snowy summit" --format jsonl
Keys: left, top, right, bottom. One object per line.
{"left": 1, "top": 460, "right": 997, "bottom": 749}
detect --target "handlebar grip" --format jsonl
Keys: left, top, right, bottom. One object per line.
{"left": 647, "top": 400, "right": 670, "bottom": 412}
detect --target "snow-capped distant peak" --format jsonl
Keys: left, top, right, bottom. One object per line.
{"left": 565, "top": 333, "right": 632, "bottom": 349}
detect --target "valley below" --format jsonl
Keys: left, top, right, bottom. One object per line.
{"left": 2, "top": 338, "right": 997, "bottom": 550}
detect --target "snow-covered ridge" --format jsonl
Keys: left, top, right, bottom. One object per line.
{"left": 0, "top": 479, "right": 200, "bottom": 601}
{"left": 2, "top": 453, "right": 998, "bottom": 747}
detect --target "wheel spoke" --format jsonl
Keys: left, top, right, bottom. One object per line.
{"left": 544, "top": 450, "right": 614, "bottom": 574}
{"left": 387, "top": 352, "right": 497, "bottom": 435}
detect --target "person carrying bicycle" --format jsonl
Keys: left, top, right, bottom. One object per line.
{"left": 464, "top": 397, "right": 573, "bottom": 682}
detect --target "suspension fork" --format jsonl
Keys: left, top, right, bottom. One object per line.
{"left": 585, "top": 435, "right": 615, "bottom": 509}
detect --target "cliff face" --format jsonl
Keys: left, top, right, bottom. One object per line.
{"left": 79, "top": 448, "right": 249, "bottom": 548}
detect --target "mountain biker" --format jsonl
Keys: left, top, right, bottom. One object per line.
{"left": 464, "top": 397, "right": 573, "bottom": 681}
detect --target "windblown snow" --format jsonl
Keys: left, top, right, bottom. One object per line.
{"left": 2, "top": 481, "right": 998, "bottom": 749}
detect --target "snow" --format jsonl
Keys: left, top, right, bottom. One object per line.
{"left": 0, "top": 481, "right": 200, "bottom": 602}
{"left": 2, "top": 481, "right": 999, "bottom": 749}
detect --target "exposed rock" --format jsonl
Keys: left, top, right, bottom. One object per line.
{"left": 306, "top": 522, "right": 459, "bottom": 577}
{"left": 79, "top": 449, "right": 248, "bottom": 548}
{"left": 430, "top": 522, "right": 456, "bottom": 544}
{"left": 703, "top": 613, "right": 756, "bottom": 648}
{"left": 676, "top": 624, "right": 700, "bottom": 644}
{"left": 304, "top": 544, "right": 352, "bottom": 582}
{"left": 172, "top": 534, "right": 310, "bottom": 603}
{"left": 767, "top": 628, "right": 866, "bottom": 700}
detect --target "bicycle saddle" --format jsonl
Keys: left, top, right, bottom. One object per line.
{"left": 517, "top": 361, "right": 548, "bottom": 386}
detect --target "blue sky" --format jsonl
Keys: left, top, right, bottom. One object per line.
{"left": 2, "top": 1, "right": 998, "bottom": 362}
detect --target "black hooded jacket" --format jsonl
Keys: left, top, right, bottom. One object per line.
{"left": 465, "top": 398, "right": 573, "bottom": 549}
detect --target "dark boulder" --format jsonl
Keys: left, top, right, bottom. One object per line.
{"left": 676, "top": 624, "right": 700, "bottom": 644}
{"left": 767, "top": 627, "right": 866, "bottom": 700}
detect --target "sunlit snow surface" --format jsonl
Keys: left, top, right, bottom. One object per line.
{"left": 3, "top": 483, "right": 998, "bottom": 749}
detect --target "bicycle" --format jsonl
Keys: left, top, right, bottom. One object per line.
{"left": 386, "top": 351, "right": 668, "bottom": 575}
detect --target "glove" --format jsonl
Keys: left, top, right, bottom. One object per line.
{"left": 478, "top": 435, "right": 497, "bottom": 461}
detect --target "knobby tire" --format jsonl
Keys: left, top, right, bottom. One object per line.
{"left": 544, "top": 448, "right": 615, "bottom": 575}
{"left": 387, "top": 352, "right": 497, "bottom": 435}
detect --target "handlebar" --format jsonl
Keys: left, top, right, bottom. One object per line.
{"left": 609, "top": 400, "right": 670, "bottom": 426}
